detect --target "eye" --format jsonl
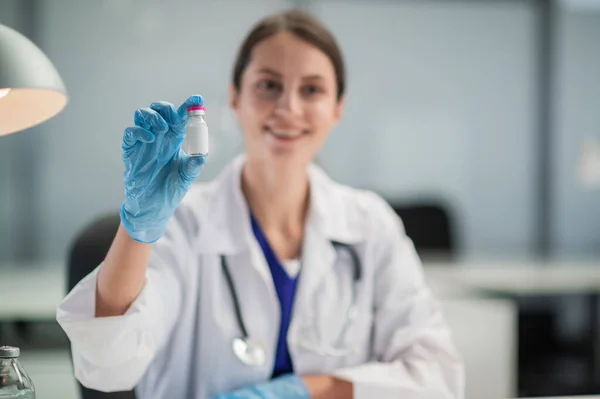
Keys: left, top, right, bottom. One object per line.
{"left": 302, "top": 84, "right": 324, "bottom": 96}
{"left": 256, "top": 79, "right": 281, "bottom": 92}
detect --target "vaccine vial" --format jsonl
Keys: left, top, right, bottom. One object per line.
{"left": 185, "top": 105, "right": 208, "bottom": 157}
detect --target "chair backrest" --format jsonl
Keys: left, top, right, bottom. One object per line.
{"left": 391, "top": 202, "right": 455, "bottom": 258}
{"left": 67, "top": 213, "right": 136, "bottom": 399}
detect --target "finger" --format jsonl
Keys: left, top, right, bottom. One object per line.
{"left": 122, "top": 126, "right": 156, "bottom": 149}
{"left": 133, "top": 107, "right": 169, "bottom": 134}
{"left": 149, "top": 101, "right": 181, "bottom": 128}
{"left": 176, "top": 95, "right": 204, "bottom": 120}
{"left": 180, "top": 153, "right": 206, "bottom": 183}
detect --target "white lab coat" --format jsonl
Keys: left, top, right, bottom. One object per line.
{"left": 56, "top": 155, "right": 464, "bottom": 399}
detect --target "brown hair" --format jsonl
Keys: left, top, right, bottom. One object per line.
{"left": 232, "top": 9, "right": 346, "bottom": 101}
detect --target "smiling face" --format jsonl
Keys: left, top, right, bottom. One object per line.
{"left": 230, "top": 31, "right": 345, "bottom": 168}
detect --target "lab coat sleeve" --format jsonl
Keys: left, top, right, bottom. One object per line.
{"left": 56, "top": 209, "right": 191, "bottom": 392}
{"left": 332, "top": 194, "right": 465, "bottom": 399}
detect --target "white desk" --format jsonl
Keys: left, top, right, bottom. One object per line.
{"left": 442, "top": 298, "right": 517, "bottom": 399}
{"left": 424, "top": 258, "right": 600, "bottom": 398}
{"left": 0, "top": 262, "right": 65, "bottom": 320}
{"left": 424, "top": 258, "right": 600, "bottom": 296}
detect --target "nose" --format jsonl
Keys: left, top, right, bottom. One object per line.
{"left": 274, "top": 87, "right": 302, "bottom": 118}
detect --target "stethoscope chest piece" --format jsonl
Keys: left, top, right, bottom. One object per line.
{"left": 232, "top": 337, "right": 266, "bottom": 367}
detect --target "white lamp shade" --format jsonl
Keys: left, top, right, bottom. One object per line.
{"left": 0, "top": 24, "right": 67, "bottom": 136}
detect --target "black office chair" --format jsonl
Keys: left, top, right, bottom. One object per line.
{"left": 67, "top": 213, "right": 136, "bottom": 399}
{"left": 390, "top": 202, "right": 456, "bottom": 258}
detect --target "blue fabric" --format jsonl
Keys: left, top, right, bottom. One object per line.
{"left": 250, "top": 214, "right": 300, "bottom": 378}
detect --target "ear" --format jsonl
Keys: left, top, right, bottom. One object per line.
{"left": 333, "top": 95, "right": 345, "bottom": 124}
{"left": 229, "top": 85, "right": 239, "bottom": 110}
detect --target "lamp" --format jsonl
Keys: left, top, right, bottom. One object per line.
{"left": 0, "top": 23, "right": 67, "bottom": 136}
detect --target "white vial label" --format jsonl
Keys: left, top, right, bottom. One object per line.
{"left": 185, "top": 115, "right": 209, "bottom": 156}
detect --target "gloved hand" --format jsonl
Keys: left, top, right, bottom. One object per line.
{"left": 209, "top": 374, "right": 310, "bottom": 399}
{"left": 120, "top": 95, "right": 206, "bottom": 243}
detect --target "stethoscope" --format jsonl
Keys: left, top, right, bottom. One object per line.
{"left": 221, "top": 240, "right": 362, "bottom": 368}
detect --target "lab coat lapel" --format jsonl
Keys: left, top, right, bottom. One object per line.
{"left": 295, "top": 162, "right": 365, "bottom": 297}
{"left": 296, "top": 218, "right": 338, "bottom": 310}
{"left": 288, "top": 163, "right": 369, "bottom": 369}
{"left": 194, "top": 154, "right": 277, "bottom": 301}
{"left": 247, "top": 231, "right": 278, "bottom": 301}
{"left": 288, "top": 168, "right": 346, "bottom": 351}
{"left": 287, "top": 216, "right": 338, "bottom": 367}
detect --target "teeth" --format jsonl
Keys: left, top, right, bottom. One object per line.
{"left": 270, "top": 130, "right": 301, "bottom": 138}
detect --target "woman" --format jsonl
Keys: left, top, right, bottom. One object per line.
{"left": 57, "top": 9, "right": 464, "bottom": 399}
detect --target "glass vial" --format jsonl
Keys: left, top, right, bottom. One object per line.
{"left": 0, "top": 346, "right": 35, "bottom": 399}
{"left": 185, "top": 105, "right": 209, "bottom": 157}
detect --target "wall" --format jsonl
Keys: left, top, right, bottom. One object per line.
{"left": 0, "top": 0, "right": 20, "bottom": 260}
{"left": 0, "top": 0, "right": 44, "bottom": 262}
{"left": 1, "top": 0, "right": 598, "bottom": 262}
{"left": 313, "top": 0, "right": 538, "bottom": 256}
{"left": 32, "top": 0, "right": 287, "bottom": 261}
{"left": 552, "top": 7, "right": 600, "bottom": 256}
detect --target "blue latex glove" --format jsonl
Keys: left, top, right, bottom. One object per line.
{"left": 209, "top": 374, "right": 310, "bottom": 399}
{"left": 120, "top": 95, "right": 206, "bottom": 243}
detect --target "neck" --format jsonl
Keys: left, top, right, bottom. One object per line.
{"left": 241, "top": 158, "right": 310, "bottom": 237}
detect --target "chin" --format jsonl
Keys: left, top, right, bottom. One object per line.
{"left": 264, "top": 147, "right": 313, "bottom": 167}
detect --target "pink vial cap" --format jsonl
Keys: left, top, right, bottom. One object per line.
{"left": 187, "top": 105, "right": 205, "bottom": 111}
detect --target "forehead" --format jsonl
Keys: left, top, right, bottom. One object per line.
{"left": 246, "top": 32, "right": 336, "bottom": 79}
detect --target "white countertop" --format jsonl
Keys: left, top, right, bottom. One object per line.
{"left": 425, "top": 258, "right": 600, "bottom": 295}
{"left": 0, "top": 261, "right": 65, "bottom": 319}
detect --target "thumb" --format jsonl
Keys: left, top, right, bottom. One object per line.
{"left": 180, "top": 154, "right": 206, "bottom": 183}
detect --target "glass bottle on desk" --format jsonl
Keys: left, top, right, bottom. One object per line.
{"left": 0, "top": 346, "right": 35, "bottom": 398}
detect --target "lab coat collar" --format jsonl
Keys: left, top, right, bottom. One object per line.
{"left": 193, "top": 154, "right": 366, "bottom": 255}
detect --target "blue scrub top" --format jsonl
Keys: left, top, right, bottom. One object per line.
{"left": 250, "top": 214, "right": 300, "bottom": 378}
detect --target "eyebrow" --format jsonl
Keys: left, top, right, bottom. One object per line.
{"left": 302, "top": 74, "right": 325, "bottom": 81}
{"left": 257, "top": 67, "right": 282, "bottom": 77}
{"left": 256, "top": 67, "right": 325, "bottom": 81}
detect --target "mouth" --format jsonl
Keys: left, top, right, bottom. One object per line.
{"left": 264, "top": 126, "right": 310, "bottom": 141}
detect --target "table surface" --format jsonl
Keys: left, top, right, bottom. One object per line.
{"left": 0, "top": 261, "right": 65, "bottom": 319}
{"left": 425, "top": 258, "right": 600, "bottom": 295}
{"left": 1, "top": 258, "right": 600, "bottom": 319}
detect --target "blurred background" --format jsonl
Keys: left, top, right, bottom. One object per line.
{"left": 0, "top": 0, "right": 599, "bottom": 398}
